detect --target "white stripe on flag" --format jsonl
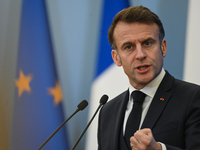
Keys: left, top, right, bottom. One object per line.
{"left": 183, "top": 0, "right": 200, "bottom": 84}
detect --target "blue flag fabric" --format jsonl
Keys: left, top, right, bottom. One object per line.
{"left": 95, "top": 0, "right": 130, "bottom": 77}
{"left": 11, "top": 1, "right": 69, "bottom": 150}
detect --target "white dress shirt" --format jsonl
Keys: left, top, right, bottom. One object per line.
{"left": 123, "top": 68, "right": 166, "bottom": 150}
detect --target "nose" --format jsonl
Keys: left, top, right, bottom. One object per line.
{"left": 135, "top": 46, "right": 146, "bottom": 60}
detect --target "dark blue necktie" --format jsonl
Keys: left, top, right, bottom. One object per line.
{"left": 124, "top": 91, "right": 146, "bottom": 149}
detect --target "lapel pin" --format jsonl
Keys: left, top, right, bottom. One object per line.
{"left": 160, "top": 98, "right": 164, "bottom": 101}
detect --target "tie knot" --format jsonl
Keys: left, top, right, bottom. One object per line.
{"left": 131, "top": 91, "right": 146, "bottom": 103}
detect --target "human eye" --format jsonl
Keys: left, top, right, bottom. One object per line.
{"left": 121, "top": 42, "right": 135, "bottom": 51}
{"left": 143, "top": 39, "right": 155, "bottom": 47}
{"left": 145, "top": 42, "right": 150, "bottom": 45}
{"left": 144, "top": 41, "right": 152, "bottom": 46}
{"left": 125, "top": 45, "right": 132, "bottom": 50}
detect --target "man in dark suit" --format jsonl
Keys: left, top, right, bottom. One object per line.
{"left": 97, "top": 6, "right": 200, "bottom": 150}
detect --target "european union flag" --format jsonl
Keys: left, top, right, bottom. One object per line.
{"left": 11, "top": 1, "right": 69, "bottom": 150}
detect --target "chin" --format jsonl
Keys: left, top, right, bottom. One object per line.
{"left": 138, "top": 76, "right": 154, "bottom": 85}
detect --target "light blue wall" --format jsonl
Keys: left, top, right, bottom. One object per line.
{"left": 0, "top": 0, "right": 188, "bottom": 149}
{"left": 131, "top": 0, "right": 188, "bottom": 79}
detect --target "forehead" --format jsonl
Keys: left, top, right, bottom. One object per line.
{"left": 113, "top": 22, "right": 160, "bottom": 46}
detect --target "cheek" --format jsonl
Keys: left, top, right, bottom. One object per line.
{"left": 154, "top": 54, "right": 164, "bottom": 68}
{"left": 121, "top": 58, "right": 136, "bottom": 76}
{"left": 120, "top": 55, "right": 133, "bottom": 67}
{"left": 121, "top": 51, "right": 136, "bottom": 62}
{"left": 146, "top": 51, "right": 163, "bottom": 70}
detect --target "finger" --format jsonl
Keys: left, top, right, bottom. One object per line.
{"left": 134, "top": 130, "right": 146, "bottom": 141}
{"left": 130, "top": 136, "right": 139, "bottom": 146}
{"left": 130, "top": 136, "right": 146, "bottom": 150}
{"left": 133, "top": 130, "right": 152, "bottom": 146}
{"left": 134, "top": 129, "right": 152, "bottom": 140}
{"left": 130, "top": 143, "right": 133, "bottom": 149}
{"left": 137, "top": 128, "right": 151, "bottom": 135}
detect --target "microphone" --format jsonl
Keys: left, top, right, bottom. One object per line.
{"left": 38, "top": 100, "right": 88, "bottom": 150}
{"left": 71, "top": 94, "right": 108, "bottom": 150}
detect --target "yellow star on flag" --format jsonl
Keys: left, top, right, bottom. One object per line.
{"left": 15, "top": 69, "right": 33, "bottom": 97}
{"left": 48, "top": 81, "right": 63, "bottom": 106}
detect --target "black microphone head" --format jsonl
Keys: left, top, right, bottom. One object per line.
{"left": 100, "top": 94, "right": 108, "bottom": 105}
{"left": 77, "top": 100, "right": 88, "bottom": 111}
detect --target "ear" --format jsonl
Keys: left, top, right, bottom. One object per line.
{"left": 161, "top": 39, "right": 167, "bottom": 57}
{"left": 111, "top": 50, "right": 122, "bottom": 66}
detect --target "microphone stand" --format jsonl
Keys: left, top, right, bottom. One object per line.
{"left": 38, "top": 100, "right": 88, "bottom": 150}
{"left": 71, "top": 104, "right": 102, "bottom": 150}
{"left": 71, "top": 95, "right": 108, "bottom": 150}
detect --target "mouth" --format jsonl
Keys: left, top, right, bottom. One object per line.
{"left": 137, "top": 64, "right": 150, "bottom": 70}
{"left": 138, "top": 65, "right": 149, "bottom": 70}
{"left": 136, "top": 64, "right": 150, "bottom": 73}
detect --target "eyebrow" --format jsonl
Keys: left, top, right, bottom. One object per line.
{"left": 142, "top": 37, "right": 156, "bottom": 44}
{"left": 120, "top": 41, "right": 133, "bottom": 49}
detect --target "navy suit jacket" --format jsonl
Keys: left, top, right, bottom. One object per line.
{"left": 98, "top": 71, "right": 200, "bottom": 150}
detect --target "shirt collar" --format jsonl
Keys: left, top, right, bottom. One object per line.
{"left": 129, "top": 68, "right": 165, "bottom": 98}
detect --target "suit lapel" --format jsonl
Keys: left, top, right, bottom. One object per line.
{"left": 109, "top": 72, "right": 175, "bottom": 149}
{"left": 141, "top": 72, "right": 173, "bottom": 129}
{"left": 112, "top": 90, "right": 129, "bottom": 150}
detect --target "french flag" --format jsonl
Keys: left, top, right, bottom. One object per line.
{"left": 85, "top": 0, "right": 129, "bottom": 149}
